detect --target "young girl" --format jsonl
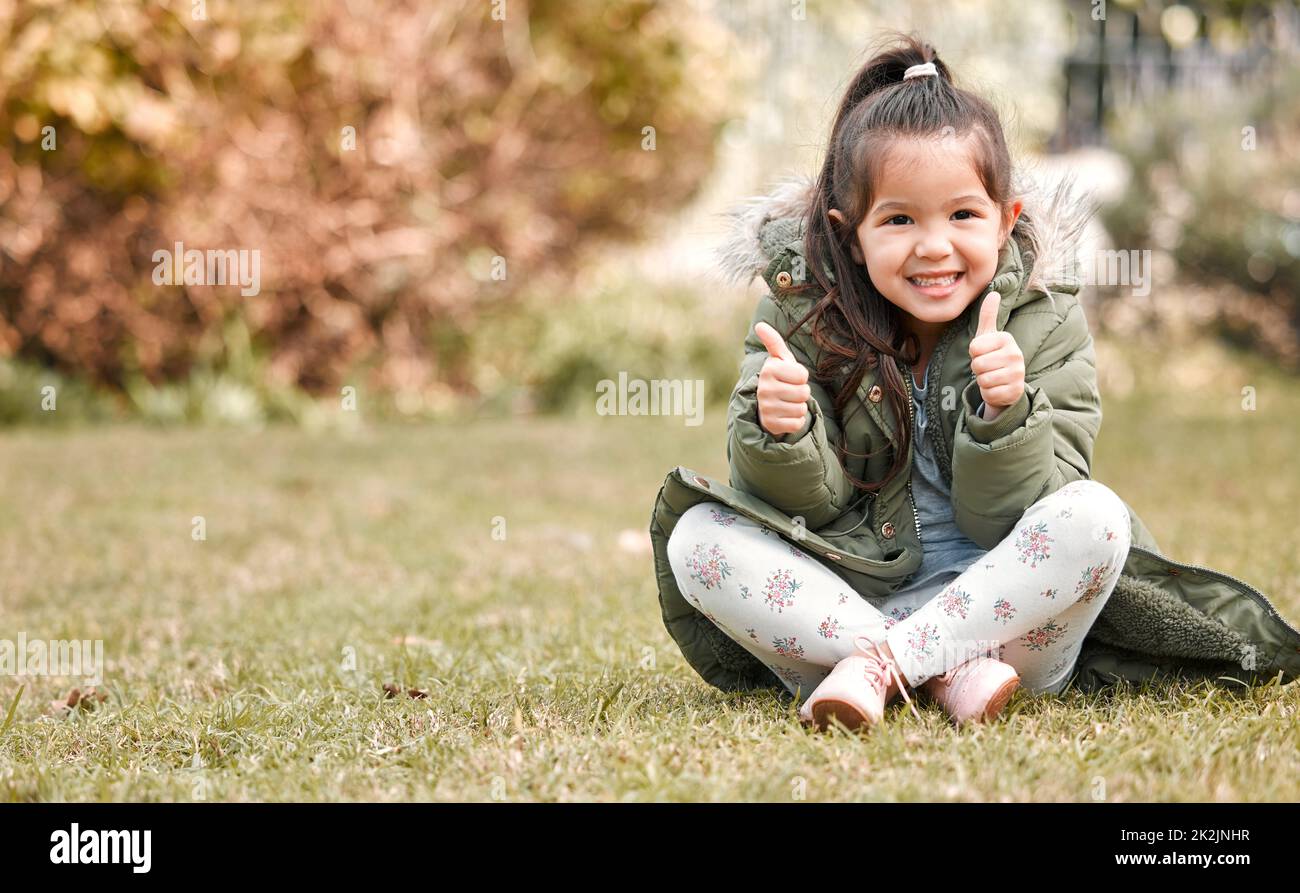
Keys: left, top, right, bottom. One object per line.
{"left": 663, "top": 34, "right": 1136, "bottom": 731}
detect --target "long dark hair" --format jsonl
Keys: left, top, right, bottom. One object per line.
{"left": 783, "top": 31, "right": 1033, "bottom": 494}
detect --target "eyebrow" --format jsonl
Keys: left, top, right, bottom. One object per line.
{"left": 873, "top": 194, "right": 990, "bottom": 213}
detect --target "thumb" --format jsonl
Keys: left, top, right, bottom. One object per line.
{"left": 754, "top": 321, "right": 796, "bottom": 363}
{"left": 975, "top": 291, "right": 1002, "bottom": 338}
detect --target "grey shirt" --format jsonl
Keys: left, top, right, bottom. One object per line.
{"left": 900, "top": 366, "right": 988, "bottom": 590}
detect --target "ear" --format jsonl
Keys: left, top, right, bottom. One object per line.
{"left": 1000, "top": 200, "right": 1024, "bottom": 245}
{"left": 828, "top": 208, "right": 865, "bottom": 265}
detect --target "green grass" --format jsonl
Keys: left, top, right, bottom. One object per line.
{"left": 0, "top": 340, "right": 1298, "bottom": 801}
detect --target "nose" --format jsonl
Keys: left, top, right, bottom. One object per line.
{"left": 913, "top": 225, "right": 954, "bottom": 260}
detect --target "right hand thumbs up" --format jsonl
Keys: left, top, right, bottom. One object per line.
{"left": 754, "top": 321, "right": 811, "bottom": 436}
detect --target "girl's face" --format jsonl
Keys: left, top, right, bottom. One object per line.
{"left": 831, "top": 134, "right": 1022, "bottom": 342}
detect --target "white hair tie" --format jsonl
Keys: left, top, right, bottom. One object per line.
{"left": 903, "top": 62, "right": 938, "bottom": 81}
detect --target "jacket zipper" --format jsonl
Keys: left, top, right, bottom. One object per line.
{"left": 903, "top": 364, "right": 922, "bottom": 546}
{"left": 1127, "top": 544, "right": 1300, "bottom": 641}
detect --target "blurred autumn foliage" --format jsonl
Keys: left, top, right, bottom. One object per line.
{"left": 0, "top": 0, "right": 736, "bottom": 407}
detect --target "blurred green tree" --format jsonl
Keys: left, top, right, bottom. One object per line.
{"left": 1102, "top": 61, "right": 1300, "bottom": 368}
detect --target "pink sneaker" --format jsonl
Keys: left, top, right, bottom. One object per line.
{"left": 798, "top": 636, "right": 922, "bottom": 732}
{"left": 921, "top": 656, "right": 1020, "bottom": 726}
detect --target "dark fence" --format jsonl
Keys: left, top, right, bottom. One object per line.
{"left": 1050, "top": 2, "right": 1299, "bottom": 151}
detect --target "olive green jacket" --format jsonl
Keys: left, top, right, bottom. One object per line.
{"left": 650, "top": 173, "right": 1300, "bottom": 695}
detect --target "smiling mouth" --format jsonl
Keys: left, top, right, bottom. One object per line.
{"left": 907, "top": 272, "right": 964, "bottom": 287}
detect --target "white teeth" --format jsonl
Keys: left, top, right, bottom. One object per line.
{"left": 910, "top": 273, "right": 959, "bottom": 286}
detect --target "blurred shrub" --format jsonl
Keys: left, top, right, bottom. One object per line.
{"left": 0, "top": 0, "right": 737, "bottom": 405}
{"left": 0, "top": 357, "right": 123, "bottom": 425}
{"left": 0, "top": 315, "right": 342, "bottom": 427}
{"left": 1102, "top": 63, "right": 1300, "bottom": 368}
{"left": 470, "top": 266, "right": 750, "bottom": 417}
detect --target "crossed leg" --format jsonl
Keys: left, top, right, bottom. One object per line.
{"left": 665, "top": 479, "right": 1132, "bottom": 703}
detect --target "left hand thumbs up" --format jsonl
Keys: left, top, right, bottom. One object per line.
{"left": 968, "top": 291, "right": 1025, "bottom": 413}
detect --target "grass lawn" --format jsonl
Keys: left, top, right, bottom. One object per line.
{"left": 1, "top": 342, "right": 1298, "bottom": 801}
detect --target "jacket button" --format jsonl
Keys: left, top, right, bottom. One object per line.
{"left": 776, "top": 270, "right": 793, "bottom": 288}
{"left": 1167, "top": 567, "right": 1180, "bottom": 576}
{"left": 881, "top": 521, "right": 895, "bottom": 538}
{"left": 825, "top": 552, "right": 841, "bottom": 561}
{"left": 693, "top": 475, "right": 710, "bottom": 489}
{"left": 868, "top": 385, "right": 883, "bottom": 403}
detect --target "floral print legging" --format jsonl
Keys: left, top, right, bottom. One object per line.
{"left": 666, "top": 479, "right": 1133, "bottom": 701}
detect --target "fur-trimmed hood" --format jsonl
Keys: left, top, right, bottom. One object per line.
{"left": 711, "top": 167, "right": 1098, "bottom": 307}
